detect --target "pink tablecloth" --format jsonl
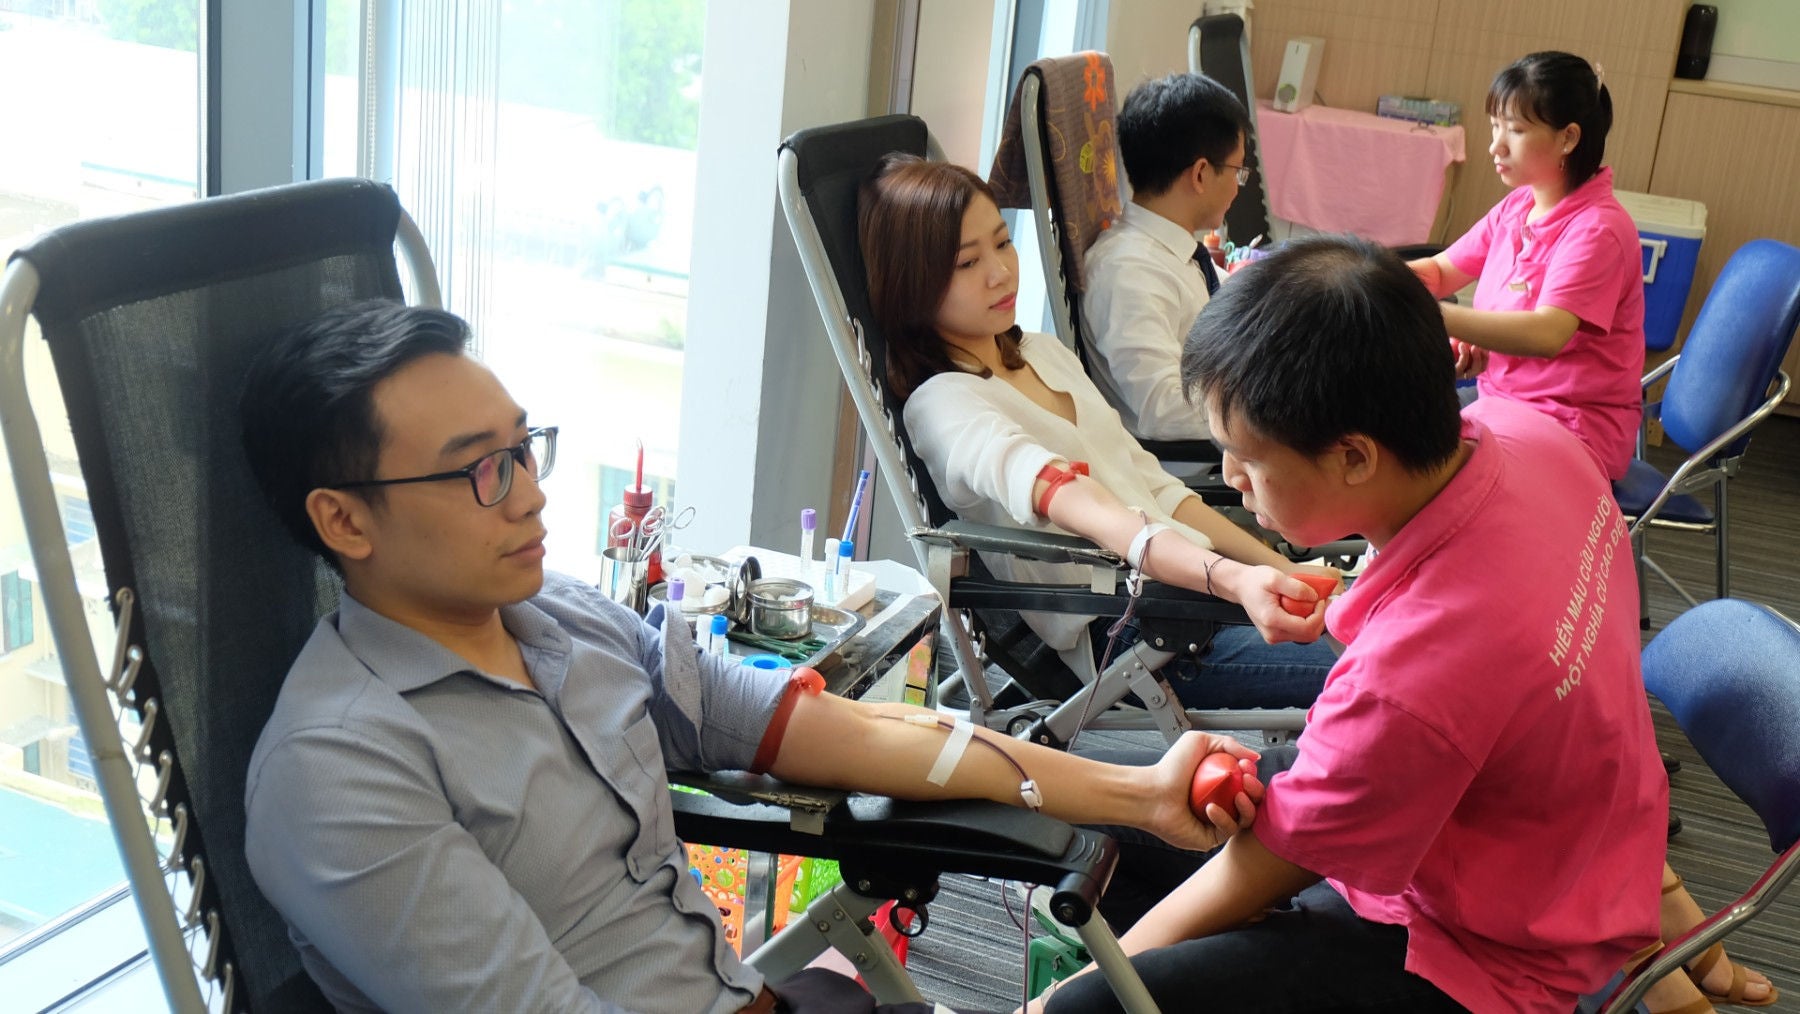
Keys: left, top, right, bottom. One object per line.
{"left": 1255, "top": 100, "right": 1466, "bottom": 247}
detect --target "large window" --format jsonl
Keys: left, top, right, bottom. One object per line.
{"left": 324, "top": 0, "right": 706, "bottom": 582}
{"left": 0, "top": 0, "right": 198, "bottom": 963}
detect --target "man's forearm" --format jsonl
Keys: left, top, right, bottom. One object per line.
{"left": 770, "top": 693, "right": 1159, "bottom": 828}
{"left": 1121, "top": 829, "right": 1321, "bottom": 953}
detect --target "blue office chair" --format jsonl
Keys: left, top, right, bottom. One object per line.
{"left": 1613, "top": 239, "right": 1800, "bottom": 623}
{"left": 1600, "top": 599, "right": 1800, "bottom": 1013}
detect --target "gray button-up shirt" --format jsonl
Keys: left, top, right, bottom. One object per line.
{"left": 245, "top": 572, "right": 788, "bottom": 1013}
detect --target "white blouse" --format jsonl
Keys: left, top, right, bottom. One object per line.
{"left": 903, "top": 333, "right": 1211, "bottom": 665}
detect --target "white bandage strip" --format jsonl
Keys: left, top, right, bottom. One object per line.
{"left": 925, "top": 718, "right": 976, "bottom": 787}
{"left": 1126, "top": 521, "right": 1170, "bottom": 572}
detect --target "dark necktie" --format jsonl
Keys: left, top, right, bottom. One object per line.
{"left": 1193, "top": 245, "right": 1220, "bottom": 295}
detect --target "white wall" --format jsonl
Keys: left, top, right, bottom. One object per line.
{"left": 678, "top": 0, "right": 879, "bottom": 555}
{"left": 909, "top": 0, "right": 998, "bottom": 168}
{"left": 1707, "top": 0, "right": 1800, "bottom": 90}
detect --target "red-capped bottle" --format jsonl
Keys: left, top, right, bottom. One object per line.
{"left": 606, "top": 484, "right": 662, "bottom": 585}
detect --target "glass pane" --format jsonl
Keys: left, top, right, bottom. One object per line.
{"left": 0, "top": 0, "right": 199, "bottom": 952}
{"left": 326, "top": 0, "right": 705, "bottom": 581}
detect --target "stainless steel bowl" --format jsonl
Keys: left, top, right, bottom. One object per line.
{"left": 748, "top": 578, "right": 814, "bottom": 640}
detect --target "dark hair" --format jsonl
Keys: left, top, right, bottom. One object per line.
{"left": 859, "top": 154, "right": 1024, "bottom": 402}
{"left": 1486, "top": 51, "right": 1613, "bottom": 190}
{"left": 1116, "top": 73, "right": 1251, "bottom": 196}
{"left": 239, "top": 299, "right": 471, "bottom": 569}
{"left": 1181, "top": 235, "right": 1461, "bottom": 472}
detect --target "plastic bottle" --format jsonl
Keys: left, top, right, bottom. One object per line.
{"left": 1203, "top": 230, "right": 1227, "bottom": 269}
{"left": 606, "top": 483, "right": 662, "bottom": 585}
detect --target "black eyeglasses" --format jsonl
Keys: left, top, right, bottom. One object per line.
{"left": 329, "top": 426, "right": 558, "bottom": 507}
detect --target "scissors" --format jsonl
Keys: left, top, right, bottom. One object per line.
{"left": 608, "top": 516, "right": 641, "bottom": 546}
{"left": 640, "top": 505, "right": 695, "bottom": 538}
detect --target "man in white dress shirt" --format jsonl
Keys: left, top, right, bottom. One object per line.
{"left": 1082, "top": 73, "right": 1251, "bottom": 442}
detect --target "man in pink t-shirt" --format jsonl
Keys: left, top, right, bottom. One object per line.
{"left": 1044, "top": 236, "right": 1665, "bottom": 1014}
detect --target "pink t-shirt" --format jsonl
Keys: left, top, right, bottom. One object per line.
{"left": 1254, "top": 398, "right": 1666, "bottom": 1013}
{"left": 1445, "top": 167, "right": 1646, "bottom": 480}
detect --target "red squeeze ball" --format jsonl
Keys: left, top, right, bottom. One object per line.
{"left": 1189, "top": 752, "right": 1245, "bottom": 817}
{"left": 1278, "top": 572, "right": 1340, "bottom": 617}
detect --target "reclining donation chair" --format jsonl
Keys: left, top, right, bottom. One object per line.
{"left": 987, "top": 51, "right": 1221, "bottom": 477}
{"left": 1613, "top": 239, "right": 1800, "bottom": 623}
{"left": 1601, "top": 599, "right": 1800, "bottom": 1013}
{"left": 777, "top": 113, "right": 1306, "bottom": 750}
{"left": 986, "top": 53, "right": 1364, "bottom": 566}
{"left": 0, "top": 179, "right": 1161, "bottom": 1013}
{"left": 1188, "top": 14, "right": 1271, "bottom": 248}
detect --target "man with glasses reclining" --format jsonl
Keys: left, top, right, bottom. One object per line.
{"left": 236, "top": 299, "right": 1258, "bottom": 1013}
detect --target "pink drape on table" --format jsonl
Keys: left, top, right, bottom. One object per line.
{"left": 1254, "top": 100, "right": 1466, "bottom": 246}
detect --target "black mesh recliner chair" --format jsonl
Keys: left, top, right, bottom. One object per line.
{"left": 0, "top": 178, "right": 1164, "bottom": 1012}
{"left": 777, "top": 114, "right": 1308, "bottom": 750}
{"left": 990, "top": 50, "right": 1365, "bottom": 567}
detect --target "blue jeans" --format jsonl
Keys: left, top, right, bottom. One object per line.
{"left": 1045, "top": 879, "right": 1467, "bottom": 1013}
{"left": 1095, "top": 621, "right": 1335, "bottom": 710}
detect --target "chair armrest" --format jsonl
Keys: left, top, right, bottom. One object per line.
{"left": 913, "top": 520, "right": 1121, "bottom": 568}
{"left": 909, "top": 522, "right": 1248, "bottom": 624}
{"left": 1641, "top": 354, "right": 1679, "bottom": 389}
{"left": 668, "top": 772, "right": 1117, "bottom": 918}
{"left": 1137, "top": 437, "right": 1222, "bottom": 464}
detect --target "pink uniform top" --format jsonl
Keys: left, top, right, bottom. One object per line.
{"left": 1254, "top": 398, "right": 1666, "bottom": 1013}
{"left": 1445, "top": 167, "right": 1646, "bottom": 480}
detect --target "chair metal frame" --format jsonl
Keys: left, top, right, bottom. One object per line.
{"left": 777, "top": 113, "right": 1307, "bottom": 752}
{"left": 1617, "top": 238, "right": 1800, "bottom": 617}
{"left": 1623, "top": 361, "right": 1791, "bottom": 610}
{"left": 1601, "top": 600, "right": 1800, "bottom": 1013}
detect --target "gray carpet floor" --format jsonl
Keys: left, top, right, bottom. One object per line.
{"left": 902, "top": 414, "right": 1800, "bottom": 1013}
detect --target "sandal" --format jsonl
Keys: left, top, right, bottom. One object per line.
{"left": 1687, "top": 943, "right": 1780, "bottom": 1008}
{"left": 1661, "top": 875, "right": 1780, "bottom": 1009}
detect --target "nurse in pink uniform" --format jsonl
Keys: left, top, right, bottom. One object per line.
{"left": 1409, "top": 51, "right": 1644, "bottom": 482}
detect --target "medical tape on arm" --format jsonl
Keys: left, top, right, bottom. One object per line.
{"left": 923, "top": 717, "right": 975, "bottom": 786}
{"left": 899, "top": 713, "right": 1041, "bottom": 810}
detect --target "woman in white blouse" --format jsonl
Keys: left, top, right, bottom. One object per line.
{"left": 858, "top": 155, "right": 1334, "bottom": 708}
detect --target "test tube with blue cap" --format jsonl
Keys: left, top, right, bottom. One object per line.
{"left": 832, "top": 539, "right": 854, "bottom": 605}
{"left": 708, "top": 613, "right": 729, "bottom": 657}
